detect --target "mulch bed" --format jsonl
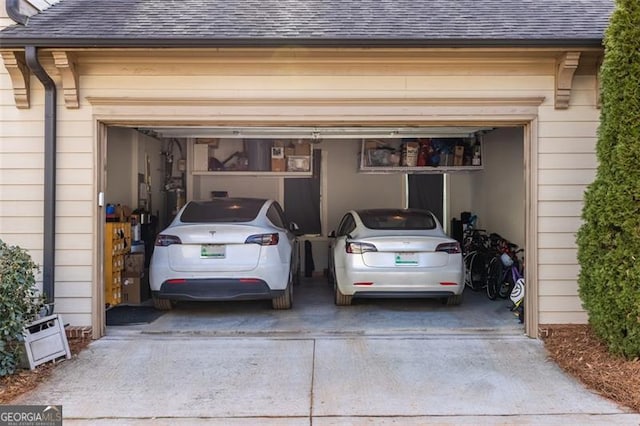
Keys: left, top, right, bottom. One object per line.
{"left": 541, "top": 324, "right": 640, "bottom": 413}
{"left": 0, "top": 337, "right": 91, "bottom": 404}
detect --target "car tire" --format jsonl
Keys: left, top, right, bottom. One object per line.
{"left": 334, "top": 283, "right": 352, "bottom": 306}
{"left": 272, "top": 281, "right": 293, "bottom": 310}
{"left": 153, "top": 296, "right": 173, "bottom": 310}
{"left": 445, "top": 294, "right": 463, "bottom": 306}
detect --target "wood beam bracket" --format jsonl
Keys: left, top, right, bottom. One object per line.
{"left": 0, "top": 50, "right": 30, "bottom": 109}
{"left": 52, "top": 50, "right": 80, "bottom": 109}
{"left": 555, "top": 51, "right": 581, "bottom": 109}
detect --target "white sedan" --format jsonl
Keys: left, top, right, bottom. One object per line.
{"left": 328, "top": 209, "right": 464, "bottom": 306}
{"left": 149, "top": 198, "right": 300, "bottom": 310}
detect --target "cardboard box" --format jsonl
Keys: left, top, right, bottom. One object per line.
{"left": 122, "top": 275, "right": 141, "bottom": 304}
{"left": 453, "top": 146, "right": 465, "bottom": 166}
{"left": 271, "top": 146, "right": 286, "bottom": 171}
{"left": 125, "top": 253, "right": 145, "bottom": 275}
{"left": 271, "top": 159, "right": 285, "bottom": 171}
{"left": 287, "top": 155, "right": 311, "bottom": 172}
{"left": 294, "top": 142, "right": 311, "bottom": 156}
{"left": 364, "top": 140, "right": 380, "bottom": 150}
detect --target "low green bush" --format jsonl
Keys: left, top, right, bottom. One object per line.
{"left": 0, "top": 239, "right": 44, "bottom": 376}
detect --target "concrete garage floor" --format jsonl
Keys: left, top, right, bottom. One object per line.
{"left": 14, "top": 278, "right": 640, "bottom": 424}
{"left": 118, "top": 276, "right": 525, "bottom": 336}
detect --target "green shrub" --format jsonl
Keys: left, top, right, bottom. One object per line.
{"left": 0, "top": 239, "right": 44, "bottom": 376}
{"left": 576, "top": 0, "right": 640, "bottom": 358}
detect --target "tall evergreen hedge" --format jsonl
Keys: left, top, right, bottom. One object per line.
{"left": 576, "top": 0, "right": 640, "bottom": 358}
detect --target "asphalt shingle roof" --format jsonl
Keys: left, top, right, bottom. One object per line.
{"left": 0, "top": 0, "right": 614, "bottom": 48}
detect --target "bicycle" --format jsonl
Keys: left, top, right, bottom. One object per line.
{"left": 509, "top": 273, "right": 525, "bottom": 323}
{"left": 462, "top": 229, "right": 491, "bottom": 291}
{"left": 486, "top": 240, "right": 524, "bottom": 301}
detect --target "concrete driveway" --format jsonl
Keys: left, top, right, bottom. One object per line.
{"left": 13, "top": 279, "right": 640, "bottom": 424}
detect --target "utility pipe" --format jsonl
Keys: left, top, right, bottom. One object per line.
{"left": 5, "top": 0, "right": 29, "bottom": 25}
{"left": 25, "top": 46, "right": 56, "bottom": 309}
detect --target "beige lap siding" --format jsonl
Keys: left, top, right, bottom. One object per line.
{"left": 537, "top": 74, "right": 599, "bottom": 324}
{"left": 2, "top": 49, "right": 601, "bottom": 327}
{"left": 0, "top": 63, "right": 95, "bottom": 326}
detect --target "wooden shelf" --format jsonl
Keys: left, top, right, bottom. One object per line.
{"left": 191, "top": 139, "right": 314, "bottom": 176}
{"left": 191, "top": 170, "right": 312, "bottom": 177}
{"left": 358, "top": 165, "right": 483, "bottom": 174}
{"left": 358, "top": 137, "right": 483, "bottom": 174}
{"left": 104, "top": 222, "right": 131, "bottom": 307}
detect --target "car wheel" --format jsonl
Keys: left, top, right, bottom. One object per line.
{"left": 334, "top": 282, "right": 352, "bottom": 306}
{"left": 153, "top": 296, "right": 173, "bottom": 310}
{"left": 272, "top": 278, "right": 293, "bottom": 310}
{"left": 445, "top": 294, "right": 463, "bottom": 306}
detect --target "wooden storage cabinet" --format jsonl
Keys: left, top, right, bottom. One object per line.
{"left": 104, "top": 222, "right": 131, "bottom": 307}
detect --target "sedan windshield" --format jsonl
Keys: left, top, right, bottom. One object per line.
{"left": 359, "top": 210, "right": 436, "bottom": 230}
{"left": 180, "top": 199, "right": 266, "bottom": 223}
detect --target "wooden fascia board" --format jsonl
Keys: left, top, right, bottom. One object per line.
{"left": 0, "top": 49, "right": 30, "bottom": 109}
{"left": 86, "top": 96, "right": 546, "bottom": 107}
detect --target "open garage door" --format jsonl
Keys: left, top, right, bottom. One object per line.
{"left": 102, "top": 124, "right": 526, "bottom": 335}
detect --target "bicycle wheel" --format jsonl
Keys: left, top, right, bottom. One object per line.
{"left": 469, "top": 251, "right": 488, "bottom": 291}
{"left": 486, "top": 257, "right": 503, "bottom": 300}
{"left": 498, "top": 268, "right": 513, "bottom": 299}
{"left": 463, "top": 252, "right": 474, "bottom": 289}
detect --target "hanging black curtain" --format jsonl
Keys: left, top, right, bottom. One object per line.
{"left": 284, "top": 149, "right": 322, "bottom": 234}
{"left": 408, "top": 174, "right": 444, "bottom": 224}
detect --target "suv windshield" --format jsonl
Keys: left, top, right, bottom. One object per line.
{"left": 180, "top": 199, "right": 266, "bottom": 223}
{"left": 359, "top": 209, "right": 436, "bottom": 230}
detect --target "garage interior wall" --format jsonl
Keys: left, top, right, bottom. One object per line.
{"left": 449, "top": 127, "right": 525, "bottom": 249}
{"left": 105, "top": 127, "right": 166, "bottom": 227}
{"left": 105, "top": 127, "right": 134, "bottom": 207}
{"left": 475, "top": 127, "right": 525, "bottom": 248}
